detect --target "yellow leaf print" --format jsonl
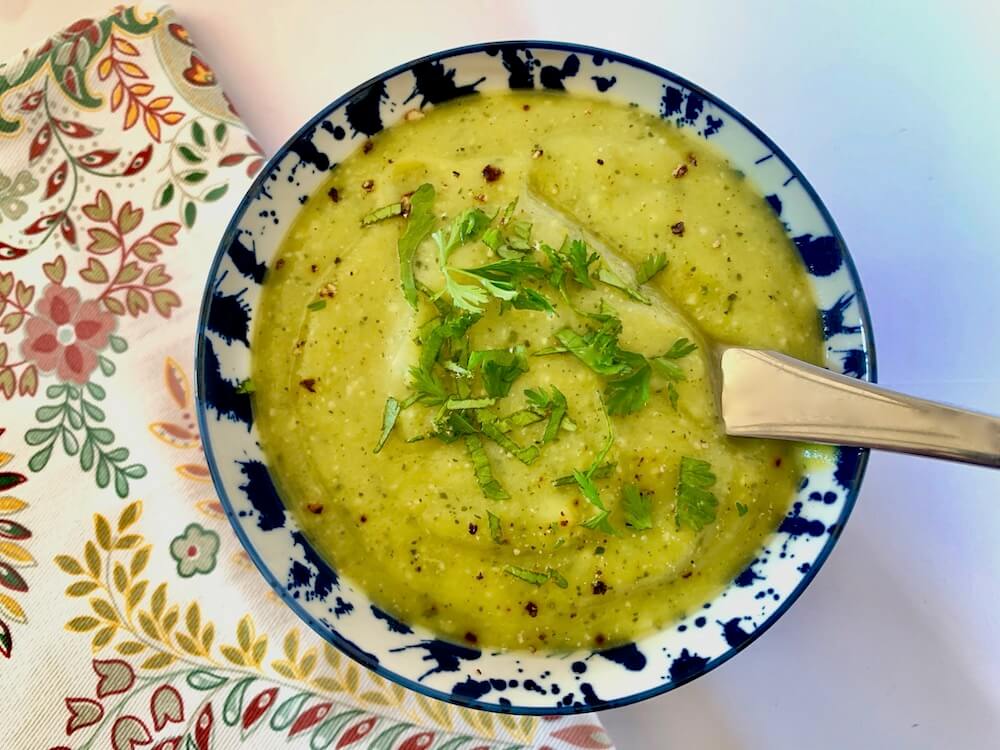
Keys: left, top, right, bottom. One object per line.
{"left": 0, "top": 540, "right": 35, "bottom": 567}
{"left": 0, "top": 592, "right": 26, "bottom": 623}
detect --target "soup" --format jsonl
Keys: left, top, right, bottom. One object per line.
{"left": 251, "top": 91, "right": 823, "bottom": 651}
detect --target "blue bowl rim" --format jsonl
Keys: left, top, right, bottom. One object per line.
{"left": 195, "top": 39, "right": 877, "bottom": 715}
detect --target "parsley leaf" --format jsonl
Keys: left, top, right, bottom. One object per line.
{"left": 581, "top": 510, "right": 616, "bottom": 535}
{"left": 408, "top": 365, "right": 449, "bottom": 405}
{"left": 478, "top": 412, "right": 539, "bottom": 465}
{"left": 661, "top": 337, "right": 698, "bottom": 359}
{"left": 512, "top": 287, "right": 556, "bottom": 313}
{"left": 397, "top": 183, "right": 436, "bottom": 309}
{"left": 433, "top": 208, "right": 494, "bottom": 312}
{"left": 547, "top": 567, "right": 569, "bottom": 588}
{"left": 465, "top": 434, "right": 509, "bottom": 500}
{"left": 554, "top": 321, "right": 628, "bottom": 376}
{"left": 564, "top": 238, "right": 599, "bottom": 288}
{"left": 676, "top": 457, "right": 719, "bottom": 531}
{"left": 573, "top": 469, "right": 607, "bottom": 511}
{"left": 235, "top": 378, "right": 255, "bottom": 394}
{"left": 373, "top": 396, "right": 401, "bottom": 453}
{"left": 468, "top": 348, "right": 528, "bottom": 398}
{"left": 636, "top": 252, "right": 668, "bottom": 284}
{"left": 524, "top": 386, "right": 570, "bottom": 443}
{"left": 306, "top": 299, "right": 326, "bottom": 311}
{"left": 736, "top": 502, "right": 748, "bottom": 517}
{"left": 446, "top": 397, "right": 496, "bottom": 410}
{"left": 488, "top": 510, "right": 503, "bottom": 543}
{"left": 596, "top": 265, "right": 651, "bottom": 304}
{"left": 605, "top": 359, "right": 651, "bottom": 416}
{"left": 503, "top": 565, "right": 549, "bottom": 585}
{"left": 552, "top": 462, "right": 614, "bottom": 486}
{"left": 651, "top": 338, "right": 697, "bottom": 383}
{"left": 420, "top": 311, "right": 479, "bottom": 371}
{"left": 622, "top": 484, "right": 653, "bottom": 530}
{"left": 361, "top": 201, "right": 403, "bottom": 226}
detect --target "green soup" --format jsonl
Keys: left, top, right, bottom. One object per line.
{"left": 252, "top": 91, "right": 823, "bottom": 651}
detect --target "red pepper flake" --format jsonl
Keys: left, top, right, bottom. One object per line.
{"left": 559, "top": 519, "right": 569, "bottom": 527}
{"left": 468, "top": 522, "right": 478, "bottom": 535}
{"left": 327, "top": 187, "right": 340, "bottom": 203}
{"left": 275, "top": 258, "right": 285, "bottom": 270}
{"left": 359, "top": 514, "right": 367, "bottom": 523}
{"left": 522, "top": 104, "right": 531, "bottom": 111}
{"left": 592, "top": 580, "right": 608, "bottom": 595}
{"left": 473, "top": 193, "right": 486, "bottom": 203}
{"left": 464, "top": 631, "right": 478, "bottom": 644}
{"left": 594, "top": 633, "right": 606, "bottom": 646}
{"left": 774, "top": 457, "right": 783, "bottom": 468}
{"left": 525, "top": 602, "right": 538, "bottom": 617}
{"left": 299, "top": 378, "right": 316, "bottom": 392}
{"left": 361, "top": 179, "right": 374, "bottom": 192}
{"left": 482, "top": 164, "right": 503, "bottom": 183}
{"left": 671, "top": 221, "right": 685, "bottom": 236}
{"left": 362, "top": 140, "right": 373, "bottom": 154}
{"left": 306, "top": 503, "right": 324, "bottom": 514}
{"left": 672, "top": 163, "right": 688, "bottom": 178}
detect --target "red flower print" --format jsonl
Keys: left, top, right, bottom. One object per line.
{"left": 21, "top": 284, "right": 116, "bottom": 384}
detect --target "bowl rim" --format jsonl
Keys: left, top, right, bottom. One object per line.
{"left": 195, "top": 39, "right": 877, "bottom": 714}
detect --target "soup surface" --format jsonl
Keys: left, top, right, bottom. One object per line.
{"left": 252, "top": 91, "right": 823, "bottom": 651}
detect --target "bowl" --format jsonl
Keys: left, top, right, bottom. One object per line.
{"left": 196, "top": 41, "right": 875, "bottom": 714}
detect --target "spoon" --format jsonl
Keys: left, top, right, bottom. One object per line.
{"left": 719, "top": 348, "right": 1000, "bottom": 468}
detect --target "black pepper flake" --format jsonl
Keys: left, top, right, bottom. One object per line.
{"left": 473, "top": 193, "right": 486, "bottom": 203}
{"left": 468, "top": 523, "right": 478, "bottom": 535}
{"left": 306, "top": 503, "right": 324, "bottom": 514}
{"left": 672, "top": 163, "right": 688, "bottom": 178}
{"left": 361, "top": 179, "right": 374, "bottom": 192}
{"left": 452, "top": 170, "right": 461, "bottom": 177}
{"left": 482, "top": 164, "right": 503, "bottom": 182}
{"left": 362, "top": 140, "right": 373, "bottom": 154}
{"left": 275, "top": 258, "right": 285, "bottom": 269}
{"left": 774, "top": 457, "right": 783, "bottom": 468}
{"left": 525, "top": 602, "right": 538, "bottom": 617}
{"left": 592, "top": 580, "right": 608, "bottom": 595}
{"left": 299, "top": 378, "right": 316, "bottom": 392}
{"left": 310, "top": 264, "right": 318, "bottom": 272}
{"left": 464, "top": 631, "right": 478, "bottom": 644}
{"left": 327, "top": 187, "right": 340, "bottom": 203}
{"left": 522, "top": 104, "right": 531, "bottom": 111}
{"left": 681, "top": 571, "right": 693, "bottom": 579}
{"left": 360, "top": 515, "right": 367, "bottom": 523}
{"left": 671, "top": 221, "right": 685, "bottom": 236}
{"left": 475, "top": 572, "right": 484, "bottom": 580}
{"left": 596, "top": 158, "right": 604, "bottom": 165}
{"left": 334, "top": 256, "right": 342, "bottom": 265}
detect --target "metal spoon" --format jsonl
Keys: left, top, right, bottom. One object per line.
{"left": 719, "top": 348, "right": 1000, "bottom": 468}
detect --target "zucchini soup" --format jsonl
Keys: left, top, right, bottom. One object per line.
{"left": 250, "top": 91, "right": 823, "bottom": 651}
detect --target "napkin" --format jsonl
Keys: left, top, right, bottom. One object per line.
{"left": 0, "top": 6, "right": 614, "bottom": 749}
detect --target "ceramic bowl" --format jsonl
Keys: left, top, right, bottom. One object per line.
{"left": 196, "top": 41, "right": 875, "bottom": 714}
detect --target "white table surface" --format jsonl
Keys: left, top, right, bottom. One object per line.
{"left": 3, "top": 2, "right": 998, "bottom": 748}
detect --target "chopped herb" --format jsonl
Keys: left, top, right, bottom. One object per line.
{"left": 605, "top": 360, "right": 651, "bottom": 415}
{"left": 465, "top": 434, "right": 509, "bottom": 500}
{"left": 373, "top": 396, "right": 401, "bottom": 453}
{"left": 419, "top": 311, "right": 479, "bottom": 371}
{"left": 547, "top": 568, "right": 569, "bottom": 589}
{"left": 636, "top": 252, "right": 668, "bottom": 284}
{"left": 651, "top": 338, "right": 697, "bottom": 383}
{"left": 525, "top": 385, "right": 569, "bottom": 443}
{"left": 552, "top": 462, "right": 614, "bottom": 486}
{"left": 361, "top": 201, "right": 403, "bottom": 226}
{"left": 445, "top": 397, "right": 496, "bottom": 410}
{"left": 478, "top": 412, "right": 539, "bottom": 464}
{"left": 564, "top": 238, "right": 600, "bottom": 288}
{"left": 676, "top": 457, "right": 719, "bottom": 531}
{"left": 573, "top": 469, "right": 607, "bottom": 511}
{"left": 512, "top": 287, "right": 555, "bottom": 313}
{"left": 408, "top": 365, "right": 449, "bottom": 405}
{"left": 306, "top": 299, "right": 326, "bottom": 311}
{"left": 458, "top": 257, "right": 549, "bottom": 309}
{"left": 503, "top": 565, "right": 549, "bottom": 585}
{"left": 434, "top": 208, "right": 495, "bottom": 312}
{"left": 581, "top": 510, "right": 616, "bottom": 535}
{"left": 622, "top": 484, "right": 653, "bottom": 530}
{"left": 444, "top": 361, "right": 472, "bottom": 377}
{"left": 235, "top": 378, "right": 255, "bottom": 394}
{"left": 481, "top": 226, "right": 502, "bottom": 250}
{"left": 488, "top": 510, "right": 503, "bottom": 543}
{"left": 736, "top": 502, "right": 749, "bottom": 517}
{"left": 468, "top": 348, "right": 528, "bottom": 398}
{"left": 554, "top": 323, "right": 627, "bottom": 376}
{"left": 661, "top": 338, "right": 698, "bottom": 359}
{"left": 596, "top": 265, "right": 651, "bottom": 304}
{"left": 667, "top": 382, "right": 679, "bottom": 410}
{"left": 397, "top": 183, "right": 436, "bottom": 308}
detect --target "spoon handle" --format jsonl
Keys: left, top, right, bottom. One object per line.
{"left": 719, "top": 348, "right": 1000, "bottom": 468}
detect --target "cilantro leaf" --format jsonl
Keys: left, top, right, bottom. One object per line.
{"left": 361, "top": 201, "right": 403, "bottom": 226}
{"left": 564, "top": 238, "right": 599, "bottom": 287}
{"left": 547, "top": 567, "right": 569, "bottom": 588}
{"left": 622, "top": 483, "right": 653, "bottom": 530}
{"left": 676, "top": 457, "right": 719, "bottom": 531}
{"left": 512, "top": 287, "right": 556, "bottom": 313}
{"left": 554, "top": 321, "right": 628, "bottom": 376}
{"left": 235, "top": 378, "right": 255, "bottom": 394}
{"left": 605, "top": 361, "right": 651, "bottom": 416}
{"left": 736, "top": 502, "right": 748, "bottom": 517}
{"left": 524, "top": 386, "right": 569, "bottom": 443}
{"left": 650, "top": 357, "right": 685, "bottom": 381}
{"left": 397, "top": 183, "right": 436, "bottom": 308}
{"left": 465, "top": 434, "right": 509, "bottom": 500}
{"left": 420, "top": 311, "right": 479, "bottom": 371}
{"left": 661, "top": 337, "right": 698, "bottom": 359}
{"left": 478, "top": 412, "right": 539, "bottom": 465}
{"left": 408, "top": 365, "right": 449, "bottom": 405}
{"left": 445, "top": 397, "right": 496, "bottom": 410}
{"left": 636, "top": 252, "right": 668, "bottom": 284}
{"left": 433, "top": 208, "right": 494, "bottom": 312}
{"left": 488, "top": 510, "right": 503, "bottom": 543}
{"left": 552, "top": 462, "right": 614, "bottom": 486}
{"left": 468, "top": 348, "right": 528, "bottom": 398}
{"left": 572, "top": 469, "right": 607, "bottom": 511}
{"left": 306, "top": 299, "right": 326, "bottom": 311}
{"left": 588, "top": 398, "right": 615, "bottom": 474}
{"left": 581, "top": 510, "right": 617, "bottom": 535}
{"left": 596, "top": 265, "right": 651, "bottom": 304}
{"left": 373, "top": 396, "right": 401, "bottom": 453}
{"left": 503, "top": 565, "right": 549, "bottom": 585}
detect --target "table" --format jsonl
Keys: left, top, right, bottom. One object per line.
{"left": 4, "top": 2, "right": 997, "bottom": 747}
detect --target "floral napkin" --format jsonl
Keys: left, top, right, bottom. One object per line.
{"left": 0, "top": 6, "right": 614, "bottom": 750}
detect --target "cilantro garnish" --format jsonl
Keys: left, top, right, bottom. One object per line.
{"left": 596, "top": 265, "right": 651, "bottom": 304}
{"left": 466, "top": 434, "right": 509, "bottom": 500}
{"left": 306, "top": 299, "right": 326, "bottom": 312}
{"left": 373, "top": 396, "right": 401, "bottom": 453}
{"left": 397, "top": 183, "right": 436, "bottom": 308}
{"left": 552, "top": 462, "right": 614, "bottom": 486}
{"left": 667, "top": 382, "right": 679, "bottom": 411}
{"left": 636, "top": 252, "right": 668, "bottom": 284}
{"left": 468, "top": 348, "right": 528, "bottom": 398}
{"left": 661, "top": 337, "right": 698, "bottom": 359}
{"left": 503, "top": 565, "right": 551, "bottom": 585}
{"left": 235, "top": 378, "right": 255, "bottom": 394}
{"left": 581, "top": 510, "right": 616, "bottom": 535}
{"left": 622, "top": 483, "right": 653, "bottom": 530}
{"left": 563, "top": 399, "right": 619, "bottom": 534}
{"left": 676, "top": 457, "right": 719, "bottom": 531}
{"left": 564, "top": 238, "right": 599, "bottom": 288}
{"left": 651, "top": 338, "right": 698, "bottom": 382}
{"left": 547, "top": 567, "right": 569, "bottom": 588}
{"left": 408, "top": 365, "right": 449, "bottom": 405}
{"left": 478, "top": 412, "right": 539, "bottom": 465}
{"left": 736, "top": 502, "right": 748, "bottom": 517}
{"left": 488, "top": 510, "right": 503, "bottom": 543}
{"left": 524, "top": 386, "right": 570, "bottom": 443}
{"left": 433, "top": 208, "right": 495, "bottom": 312}
{"left": 361, "top": 201, "right": 403, "bottom": 226}
{"left": 446, "top": 397, "right": 496, "bottom": 410}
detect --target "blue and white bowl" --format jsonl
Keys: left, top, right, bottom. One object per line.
{"left": 196, "top": 42, "right": 875, "bottom": 714}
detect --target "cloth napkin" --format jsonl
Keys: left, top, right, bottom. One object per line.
{"left": 0, "top": 7, "right": 615, "bottom": 749}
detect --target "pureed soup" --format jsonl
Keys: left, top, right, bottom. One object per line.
{"left": 252, "top": 91, "right": 823, "bottom": 651}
